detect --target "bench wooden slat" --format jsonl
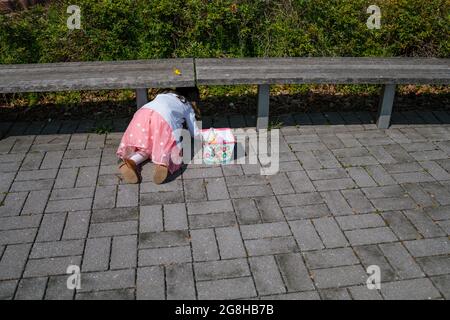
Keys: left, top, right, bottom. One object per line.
{"left": 196, "top": 58, "right": 450, "bottom": 85}
{"left": 0, "top": 59, "right": 195, "bottom": 93}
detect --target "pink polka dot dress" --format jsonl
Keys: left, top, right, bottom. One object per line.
{"left": 116, "top": 93, "right": 200, "bottom": 174}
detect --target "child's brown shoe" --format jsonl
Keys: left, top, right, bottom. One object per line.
{"left": 153, "top": 164, "right": 168, "bottom": 185}
{"left": 119, "top": 159, "right": 140, "bottom": 184}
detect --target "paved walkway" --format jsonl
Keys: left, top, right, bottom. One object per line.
{"left": 0, "top": 110, "right": 449, "bottom": 300}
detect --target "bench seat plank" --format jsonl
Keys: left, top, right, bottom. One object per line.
{"left": 196, "top": 58, "right": 450, "bottom": 85}
{"left": 0, "top": 58, "right": 195, "bottom": 93}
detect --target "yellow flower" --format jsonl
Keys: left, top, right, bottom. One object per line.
{"left": 173, "top": 68, "right": 182, "bottom": 76}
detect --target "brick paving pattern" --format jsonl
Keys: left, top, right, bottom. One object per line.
{"left": 0, "top": 111, "right": 449, "bottom": 300}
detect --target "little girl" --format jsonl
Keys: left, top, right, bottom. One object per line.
{"left": 117, "top": 87, "right": 201, "bottom": 184}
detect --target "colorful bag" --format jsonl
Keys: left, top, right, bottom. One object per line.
{"left": 201, "top": 128, "right": 236, "bottom": 165}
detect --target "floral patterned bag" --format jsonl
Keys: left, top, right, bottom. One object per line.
{"left": 201, "top": 128, "right": 236, "bottom": 165}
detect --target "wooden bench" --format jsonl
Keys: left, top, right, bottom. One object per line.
{"left": 195, "top": 57, "right": 450, "bottom": 129}
{"left": 1, "top": 57, "right": 449, "bottom": 130}
{"left": 0, "top": 58, "right": 196, "bottom": 108}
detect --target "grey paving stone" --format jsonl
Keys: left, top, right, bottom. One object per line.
{"left": 365, "top": 165, "right": 397, "bottom": 186}
{"left": 92, "top": 207, "right": 138, "bottom": 225}
{"left": 240, "top": 222, "right": 291, "bottom": 240}
{"left": 313, "top": 178, "right": 356, "bottom": 192}
{"left": 312, "top": 265, "right": 367, "bottom": 289}
{"left": 40, "top": 151, "right": 64, "bottom": 170}
{"left": 0, "top": 244, "right": 32, "bottom": 280}
{"left": 0, "top": 280, "right": 18, "bottom": 300}
{"left": 136, "top": 266, "right": 165, "bottom": 300}
{"left": 196, "top": 277, "right": 257, "bottom": 300}
{"left": 111, "top": 235, "right": 137, "bottom": 269}
{"left": 348, "top": 285, "right": 383, "bottom": 300}
{"left": 77, "top": 269, "right": 135, "bottom": 293}
{"left": 367, "top": 146, "right": 397, "bottom": 164}
{"left": 89, "top": 221, "right": 137, "bottom": 238}
{"left": 23, "top": 256, "right": 81, "bottom": 278}
{"left": 194, "top": 259, "right": 250, "bottom": 281}
{"left": 0, "top": 228, "right": 37, "bottom": 246}
{"left": 0, "top": 215, "right": 41, "bottom": 231}
{"left": 295, "top": 151, "right": 322, "bottom": 169}
{"left": 307, "top": 168, "right": 348, "bottom": 181}
{"left": 166, "top": 263, "right": 196, "bottom": 300}
{"left": 205, "top": 177, "right": 229, "bottom": 200}
{"left": 54, "top": 168, "right": 78, "bottom": 189}
{"left": 139, "top": 205, "right": 163, "bottom": 233}
{"left": 93, "top": 185, "right": 117, "bottom": 209}
{"left": 320, "top": 288, "right": 352, "bottom": 300}
{"left": 345, "top": 227, "right": 397, "bottom": 246}
{"left": 45, "top": 275, "right": 75, "bottom": 300}
{"left": 0, "top": 192, "right": 28, "bottom": 217}
{"left": 276, "top": 253, "right": 314, "bottom": 291}
{"left": 420, "top": 182, "right": 450, "bottom": 205}
{"left": 16, "top": 169, "right": 58, "bottom": 182}
{"left": 404, "top": 238, "right": 450, "bottom": 257}
{"left": 31, "top": 240, "right": 84, "bottom": 259}
{"left": 277, "top": 192, "right": 323, "bottom": 208}
{"left": 383, "top": 162, "right": 423, "bottom": 174}
{"left": 183, "top": 179, "right": 207, "bottom": 202}
{"left": 305, "top": 247, "right": 359, "bottom": 269}
{"left": 138, "top": 246, "right": 192, "bottom": 266}
{"left": 379, "top": 243, "right": 424, "bottom": 280}
{"left": 183, "top": 167, "right": 223, "bottom": 179}
{"left": 410, "top": 150, "right": 448, "bottom": 161}
{"left": 233, "top": 198, "right": 261, "bottom": 224}
{"left": 228, "top": 184, "right": 273, "bottom": 199}
{"left": 341, "top": 189, "right": 375, "bottom": 214}
{"left": 320, "top": 191, "right": 352, "bottom": 215}
{"left": 424, "top": 205, "right": 450, "bottom": 221}
{"left": 45, "top": 198, "right": 92, "bottom": 213}
{"left": 267, "top": 173, "right": 295, "bottom": 195}
{"left": 287, "top": 171, "right": 316, "bottom": 193}
{"left": 141, "top": 191, "right": 184, "bottom": 206}
{"left": 260, "top": 291, "right": 320, "bottom": 300}
{"left": 187, "top": 199, "right": 233, "bottom": 215}
{"left": 416, "top": 256, "right": 450, "bottom": 276}
{"left": 430, "top": 275, "right": 450, "bottom": 299}
{"left": 20, "top": 152, "right": 45, "bottom": 170}
{"left": 404, "top": 209, "right": 445, "bottom": 237}
{"left": 289, "top": 220, "right": 324, "bottom": 251}
{"left": 354, "top": 244, "right": 397, "bottom": 282}
{"left": 189, "top": 212, "right": 236, "bottom": 229}
{"left": 283, "top": 204, "right": 330, "bottom": 220}
{"left": 403, "top": 183, "right": 439, "bottom": 208}
{"left": 254, "top": 196, "right": 285, "bottom": 222}
{"left": 36, "top": 213, "right": 66, "bottom": 242}
{"left": 61, "top": 157, "right": 100, "bottom": 169}
{"left": 164, "top": 203, "right": 188, "bottom": 231}
{"left": 76, "top": 288, "right": 135, "bottom": 300}
{"left": 191, "top": 229, "right": 219, "bottom": 261}
{"left": 249, "top": 255, "right": 285, "bottom": 295}
{"left": 245, "top": 236, "right": 298, "bottom": 256}
{"left": 82, "top": 237, "right": 111, "bottom": 272}
{"left": 336, "top": 214, "right": 385, "bottom": 231}
{"left": 117, "top": 184, "right": 139, "bottom": 207}
{"left": 50, "top": 187, "right": 95, "bottom": 201}
{"left": 392, "top": 172, "right": 435, "bottom": 184}
{"left": 21, "top": 189, "right": 51, "bottom": 215}
{"left": 381, "top": 278, "right": 442, "bottom": 300}
{"left": 15, "top": 277, "right": 47, "bottom": 300}
{"left": 139, "top": 230, "right": 190, "bottom": 249}
{"left": 62, "top": 211, "right": 90, "bottom": 240}
{"left": 313, "top": 217, "right": 348, "bottom": 248}
{"left": 362, "top": 185, "right": 405, "bottom": 199}
{"left": 313, "top": 149, "right": 342, "bottom": 168}
{"left": 340, "top": 156, "right": 378, "bottom": 167}
{"left": 371, "top": 197, "right": 417, "bottom": 212}
{"left": 215, "top": 226, "right": 246, "bottom": 259}
{"left": 382, "top": 211, "right": 421, "bottom": 241}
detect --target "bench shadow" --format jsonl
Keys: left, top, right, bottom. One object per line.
{"left": 1, "top": 92, "right": 449, "bottom": 139}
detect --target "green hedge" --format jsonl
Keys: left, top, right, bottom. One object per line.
{"left": 0, "top": 0, "right": 448, "bottom": 64}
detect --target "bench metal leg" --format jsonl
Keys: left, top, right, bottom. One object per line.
{"left": 136, "top": 88, "right": 148, "bottom": 109}
{"left": 376, "top": 84, "right": 396, "bottom": 129}
{"left": 257, "top": 84, "right": 270, "bottom": 131}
